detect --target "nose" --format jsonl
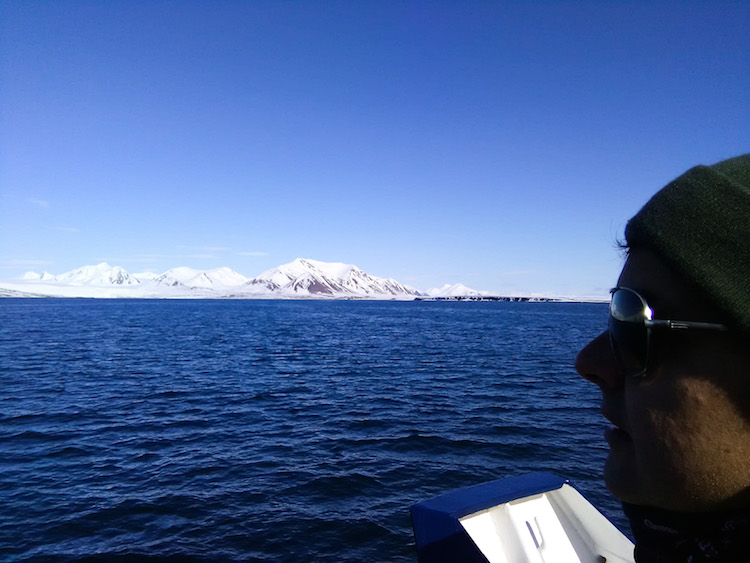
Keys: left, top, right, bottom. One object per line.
{"left": 575, "top": 331, "right": 622, "bottom": 389}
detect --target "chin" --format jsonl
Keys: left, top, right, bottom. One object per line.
{"left": 603, "top": 450, "right": 642, "bottom": 505}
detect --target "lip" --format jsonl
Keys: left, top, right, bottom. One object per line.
{"left": 601, "top": 410, "right": 630, "bottom": 444}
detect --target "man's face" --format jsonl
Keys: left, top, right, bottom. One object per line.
{"left": 575, "top": 248, "right": 750, "bottom": 511}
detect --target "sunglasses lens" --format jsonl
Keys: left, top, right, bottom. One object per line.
{"left": 608, "top": 289, "right": 649, "bottom": 376}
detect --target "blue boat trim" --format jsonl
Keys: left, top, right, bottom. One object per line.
{"left": 410, "top": 472, "right": 568, "bottom": 563}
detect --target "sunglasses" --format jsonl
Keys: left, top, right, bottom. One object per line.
{"left": 608, "top": 287, "right": 728, "bottom": 378}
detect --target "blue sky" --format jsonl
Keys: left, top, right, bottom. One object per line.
{"left": 1, "top": 1, "right": 748, "bottom": 297}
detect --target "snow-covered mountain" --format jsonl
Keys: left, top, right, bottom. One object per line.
{"left": 153, "top": 267, "right": 249, "bottom": 289}
{"left": 245, "top": 258, "right": 421, "bottom": 297}
{"left": 6, "top": 259, "right": 485, "bottom": 299}
{"left": 23, "top": 271, "right": 55, "bottom": 282}
{"left": 34, "top": 263, "right": 142, "bottom": 286}
{"left": 425, "top": 283, "right": 489, "bottom": 298}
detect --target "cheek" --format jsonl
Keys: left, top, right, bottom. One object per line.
{"left": 628, "top": 384, "right": 694, "bottom": 468}
{"left": 626, "top": 379, "right": 710, "bottom": 478}
{"left": 627, "top": 376, "right": 750, "bottom": 506}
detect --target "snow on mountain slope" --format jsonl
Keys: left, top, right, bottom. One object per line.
{"left": 49, "top": 263, "right": 141, "bottom": 286}
{"left": 425, "top": 283, "right": 488, "bottom": 297}
{"left": 249, "top": 259, "right": 348, "bottom": 289}
{"left": 246, "top": 258, "right": 421, "bottom": 297}
{"left": 132, "top": 271, "right": 159, "bottom": 281}
{"left": 153, "top": 267, "right": 200, "bottom": 287}
{"left": 205, "top": 267, "right": 250, "bottom": 287}
{"left": 153, "top": 267, "right": 249, "bottom": 288}
{"left": 10, "top": 259, "right": 487, "bottom": 299}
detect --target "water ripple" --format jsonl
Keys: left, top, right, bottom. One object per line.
{"left": 0, "top": 298, "right": 616, "bottom": 561}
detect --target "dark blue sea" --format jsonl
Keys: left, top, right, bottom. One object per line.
{"left": 0, "top": 298, "right": 625, "bottom": 561}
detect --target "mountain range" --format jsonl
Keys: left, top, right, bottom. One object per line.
{"left": 6, "top": 258, "right": 490, "bottom": 300}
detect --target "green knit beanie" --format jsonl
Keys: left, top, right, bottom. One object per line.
{"left": 625, "top": 154, "right": 750, "bottom": 337}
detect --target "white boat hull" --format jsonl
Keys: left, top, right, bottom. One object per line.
{"left": 411, "top": 472, "right": 634, "bottom": 562}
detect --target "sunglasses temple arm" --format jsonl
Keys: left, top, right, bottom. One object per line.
{"left": 645, "top": 319, "right": 729, "bottom": 331}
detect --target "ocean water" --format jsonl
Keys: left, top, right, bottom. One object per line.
{"left": 0, "top": 298, "right": 624, "bottom": 561}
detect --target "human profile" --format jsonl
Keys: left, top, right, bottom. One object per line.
{"left": 575, "top": 154, "right": 750, "bottom": 561}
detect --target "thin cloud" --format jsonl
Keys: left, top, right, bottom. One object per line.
{"left": 28, "top": 198, "right": 50, "bottom": 209}
{"left": 106, "top": 253, "right": 223, "bottom": 264}
{"left": 1, "top": 259, "right": 54, "bottom": 270}
{"left": 108, "top": 254, "right": 170, "bottom": 263}
{"left": 184, "top": 254, "right": 219, "bottom": 260}
{"left": 177, "top": 245, "right": 229, "bottom": 253}
{"left": 7, "top": 259, "right": 54, "bottom": 265}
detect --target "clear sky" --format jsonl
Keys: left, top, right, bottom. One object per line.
{"left": 1, "top": 1, "right": 748, "bottom": 297}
